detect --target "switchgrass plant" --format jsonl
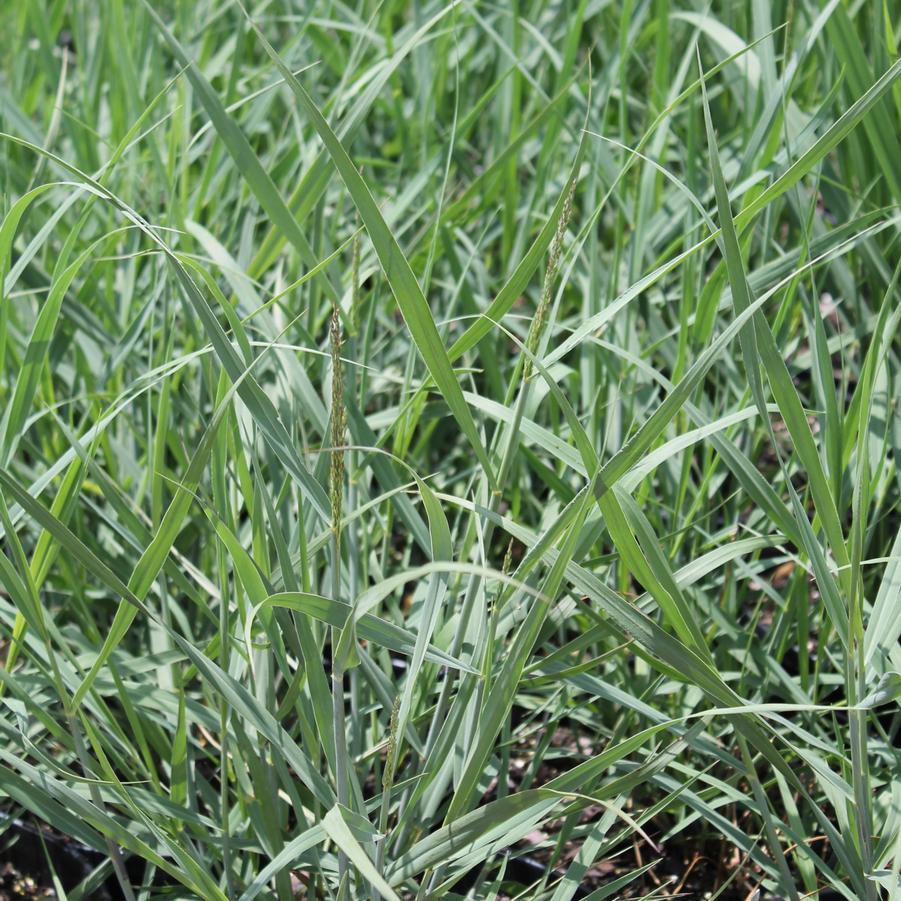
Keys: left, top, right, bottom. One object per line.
{"left": 1, "top": 1, "right": 900, "bottom": 898}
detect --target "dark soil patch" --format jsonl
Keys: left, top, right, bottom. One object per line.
{"left": 0, "top": 818, "right": 116, "bottom": 900}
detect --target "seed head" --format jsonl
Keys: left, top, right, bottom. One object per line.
{"left": 383, "top": 695, "right": 401, "bottom": 789}
{"left": 329, "top": 306, "right": 346, "bottom": 536}
{"left": 525, "top": 178, "right": 576, "bottom": 378}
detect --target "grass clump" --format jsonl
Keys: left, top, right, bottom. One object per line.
{"left": 1, "top": 2, "right": 900, "bottom": 899}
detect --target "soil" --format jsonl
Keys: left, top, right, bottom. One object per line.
{"left": 0, "top": 819, "right": 116, "bottom": 900}
{"left": 1, "top": 813, "right": 848, "bottom": 900}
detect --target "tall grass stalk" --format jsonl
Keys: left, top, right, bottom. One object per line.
{"left": 329, "top": 303, "right": 349, "bottom": 885}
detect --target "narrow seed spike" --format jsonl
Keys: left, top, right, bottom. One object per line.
{"left": 524, "top": 178, "right": 577, "bottom": 378}
{"left": 382, "top": 695, "right": 401, "bottom": 789}
{"left": 329, "top": 306, "right": 346, "bottom": 537}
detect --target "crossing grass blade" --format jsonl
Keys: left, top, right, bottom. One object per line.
{"left": 141, "top": 0, "right": 341, "bottom": 304}
{"left": 241, "top": 8, "right": 496, "bottom": 488}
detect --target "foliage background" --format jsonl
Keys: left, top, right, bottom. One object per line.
{"left": 1, "top": 1, "right": 900, "bottom": 899}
